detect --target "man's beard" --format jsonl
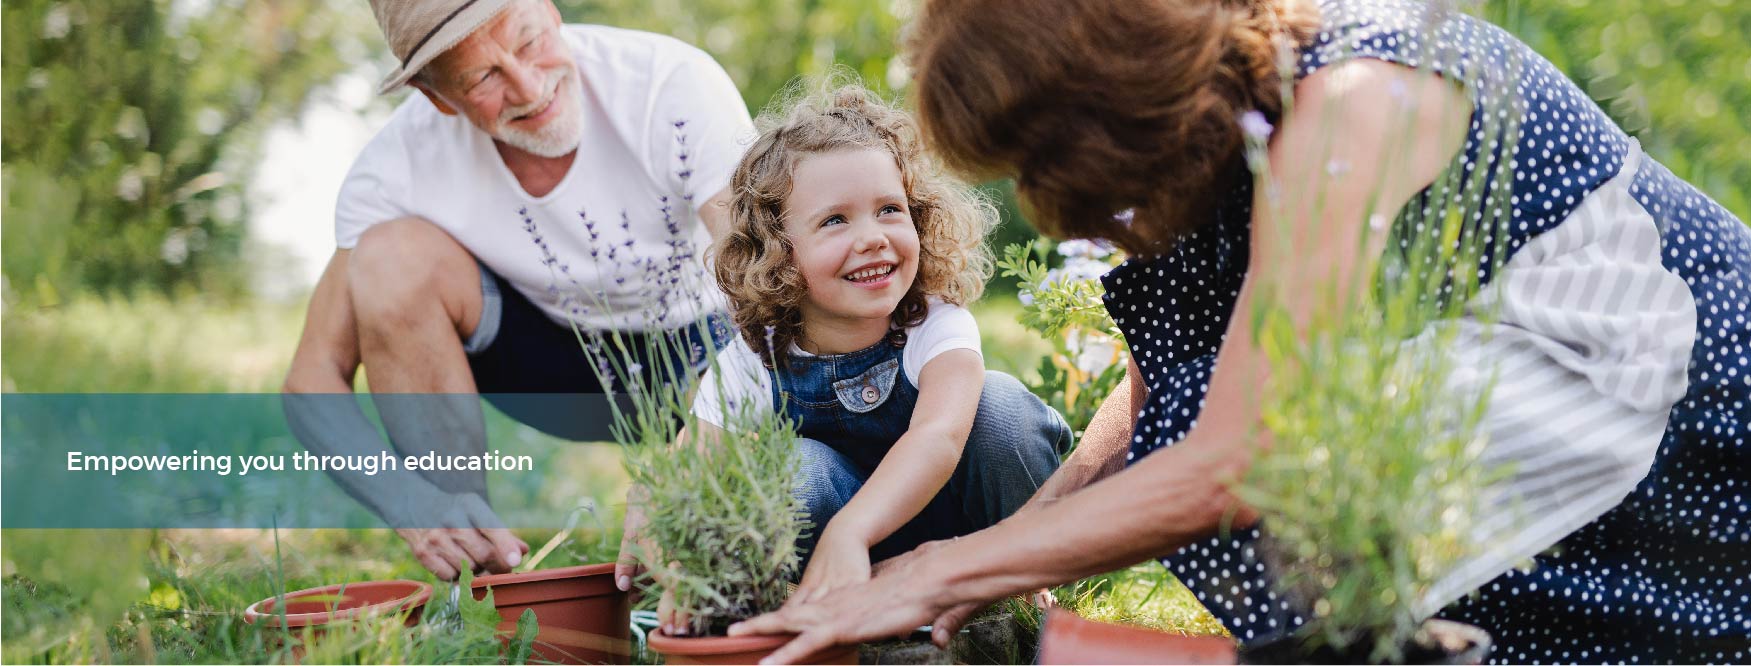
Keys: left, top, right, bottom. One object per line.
{"left": 494, "top": 66, "right": 582, "bottom": 158}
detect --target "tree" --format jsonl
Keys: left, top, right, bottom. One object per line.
{"left": 2, "top": 0, "right": 379, "bottom": 301}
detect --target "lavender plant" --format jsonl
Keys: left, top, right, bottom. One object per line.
{"left": 1232, "top": 7, "right": 1521, "bottom": 661}
{"left": 526, "top": 121, "right": 806, "bottom": 636}
{"left": 997, "top": 239, "right": 1129, "bottom": 440}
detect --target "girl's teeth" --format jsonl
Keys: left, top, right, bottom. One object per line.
{"left": 848, "top": 265, "right": 892, "bottom": 281}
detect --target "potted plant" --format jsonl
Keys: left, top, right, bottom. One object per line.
{"left": 610, "top": 344, "right": 856, "bottom": 665}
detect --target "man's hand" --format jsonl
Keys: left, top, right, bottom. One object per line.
{"left": 791, "top": 528, "right": 872, "bottom": 607}
{"left": 393, "top": 491, "right": 527, "bottom": 581}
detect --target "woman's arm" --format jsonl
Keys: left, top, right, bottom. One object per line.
{"left": 794, "top": 349, "right": 985, "bottom": 601}
{"left": 1015, "top": 360, "right": 1143, "bottom": 513}
{"left": 733, "top": 60, "right": 1472, "bottom": 663}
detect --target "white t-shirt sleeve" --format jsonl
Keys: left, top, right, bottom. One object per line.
{"left": 691, "top": 337, "right": 775, "bottom": 431}
{"left": 903, "top": 301, "right": 983, "bottom": 386}
{"left": 333, "top": 117, "right": 416, "bottom": 250}
{"left": 647, "top": 47, "right": 753, "bottom": 216}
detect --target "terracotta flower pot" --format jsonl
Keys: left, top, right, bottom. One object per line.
{"left": 244, "top": 579, "right": 432, "bottom": 629}
{"left": 243, "top": 579, "right": 431, "bottom": 660}
{"left": 1039, "top": 608, "right": 1492, "bottom": 665}
{"left": 471, "top": 562, "right": 632, "bottom": 664}
{"left": 645, "top": 630, "right": 859, "bottom": 665}
{"left": 1038, "top": 608, "right": 1235, "bottom": 665}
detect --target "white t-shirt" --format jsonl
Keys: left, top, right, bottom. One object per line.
{"left": 334, "top": 25, "right": 752, "bottom": 330}
{"left": 693, "top": 301, "right": 983, "bottom": 430}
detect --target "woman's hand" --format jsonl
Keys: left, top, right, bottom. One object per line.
{"left": 791, "top": 527, "right": 873, "bottom": 605}
{"left": 730, "top": 546, "right": 968, "bottom": 664}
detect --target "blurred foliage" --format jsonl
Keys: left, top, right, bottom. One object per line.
{"left": 1487, "top": 0, "right": 1750, "bottom": 221}
{"left": 560, "top": 0, "right": 911, "bottom": 112}
{"left": 1, "top": 0, "right": 379, "bottom": 303}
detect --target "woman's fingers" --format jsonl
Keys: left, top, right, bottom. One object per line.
{"left": 726, "top": 607, "right": 796, "bottom": 637}
{"left": 929, "top": 602, "right": 983, "bottom": 647}
{"left": 1033, "top": 589, "right": 1057, "bottom": 609}
{"left": 760, "top": 624, "right": 841, "bottom": 665}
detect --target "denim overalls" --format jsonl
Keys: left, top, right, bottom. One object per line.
{"left": 771, "top": 330, "right": 1072, "bottom": 566}
{"left": 769, "top": 331, "right": 917, "bottom": 473}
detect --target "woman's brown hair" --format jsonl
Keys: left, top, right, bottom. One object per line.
{"left": 906, "top": 0, "right": 1320, "bottom": 255}
{"left": 715, "top": 83, "right": 998, "bottom": 366}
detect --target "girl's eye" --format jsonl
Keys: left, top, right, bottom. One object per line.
{"left": 879, "top": 204, "right": 904, "bottom": 216}
{"left": 820, "top": 214, "right": 846, "bottom": 227}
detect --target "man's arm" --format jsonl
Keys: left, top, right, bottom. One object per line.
{"left": 696, "top": 185, "right": 734, "bottom": 246}
{"left": 281, "top": 249, "right": 523, "bottom": 579}
{"left": 285, "top": 250, "right": 361, "bottom": 393}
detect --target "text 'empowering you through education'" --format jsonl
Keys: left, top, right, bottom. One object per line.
{"left": 65, "top": 450, "right": 535, "bottom": 476}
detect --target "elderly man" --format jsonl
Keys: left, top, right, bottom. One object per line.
{"left": 282, "top": 0, "right": 750, "bottom": 580}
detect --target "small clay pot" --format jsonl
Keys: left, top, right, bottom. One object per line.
{"left": 243, "top": 580, "right": 431, "bottom": 661}
{"left": 472, "top": 563, "right": 632, "bottom": 664}
{"left": 1038, "top": 608, "right": 1235, "bottom": 665}
{"left": 243, "top": 579, "right": 432, "bottom": 628}
{"left": 646, "top": 630, "right": 859, "bottom": 665}
{"left": 1238, "top": 619, "right": 1491, "bottom": 665}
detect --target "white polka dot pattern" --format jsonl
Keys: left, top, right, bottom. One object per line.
{"left": 1097, "top": 0, "right": 1751, "bottom": 662}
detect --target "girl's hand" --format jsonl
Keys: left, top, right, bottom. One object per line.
{"left": 791, "top": 529, "right": 872, "bottom": 606}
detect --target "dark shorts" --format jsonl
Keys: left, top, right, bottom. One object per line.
{"left": 464, "top": 263, "right": 731, "bottom": 439}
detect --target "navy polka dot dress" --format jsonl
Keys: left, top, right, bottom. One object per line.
{"left": 1098, "top": 0, "right": 1751, "bottom": 662}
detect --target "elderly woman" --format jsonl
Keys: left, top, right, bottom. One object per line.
{"left": 730, "top": 0, "right": 1750, "bottom": 663}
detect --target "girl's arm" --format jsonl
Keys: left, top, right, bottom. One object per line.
{"left": 732, "top": 59, "right": 1472, "bottom": 663}
{"left": 793, "top": 348, "right": 985, "bottom": 602}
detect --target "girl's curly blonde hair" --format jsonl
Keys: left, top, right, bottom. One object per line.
{"left": 716, "top": 84, "right": 998, "bottom": 367}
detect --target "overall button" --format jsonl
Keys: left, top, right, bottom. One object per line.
{"left": 860, "top": 385, "right": 881, "bottom": 404}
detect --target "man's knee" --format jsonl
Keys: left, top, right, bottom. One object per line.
{"left": 348, "top": 218, "right": 479, "bottom": 324}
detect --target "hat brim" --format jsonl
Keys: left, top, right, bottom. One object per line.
{"left": 377, "top": 0, "right": 514, "bottom": 95}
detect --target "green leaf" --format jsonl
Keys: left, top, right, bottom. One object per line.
{"left": 509, "top": 608, "right": 538, "bottom": 664}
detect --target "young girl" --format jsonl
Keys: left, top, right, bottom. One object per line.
{"left": 692, "top": 85, "right": 1071, "bottom": 608}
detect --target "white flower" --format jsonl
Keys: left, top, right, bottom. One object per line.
{"left": 1239, "top": 110, "right": 1274, "bottom": 142}
{"left": 1056, "top": 239, "right": 1115, "bottom": 260}
{"left": 1067, "top": 332, "right": 1120, "bottom": 376}
{"left": 1018, "top": 291, "right": 1035, "bottom": 306}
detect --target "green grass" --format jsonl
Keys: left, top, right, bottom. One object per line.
{"left": 2, "top": 292, "right": 1223, "bottom": 663}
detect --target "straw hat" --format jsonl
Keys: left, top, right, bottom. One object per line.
{"left": 371, "top": 0, "right": 516, "bottom": 94}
